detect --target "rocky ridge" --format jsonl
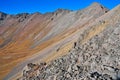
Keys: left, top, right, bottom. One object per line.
{"left": 17, "top": 4, "right": 120, "bottom": 80}
{"left": 1, "top": 2, "right": 120, "bottom": 80}
{"left": 0, "top": 2, "right": 110, "bottom": 79}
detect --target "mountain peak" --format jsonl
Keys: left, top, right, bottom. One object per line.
{"left": 91, "top": 2, "right": 102, "bottom": 6}
{"left": 90, "top": 2, "right": 108, "bottom": 10}
{"left": 54, "top": 8, "right": 71, "bottom": 15}
{"left": 12, "top": 13, "right": 30, "bottom": 20}
{"left": 0, "top": 11, "right": 8, "bottom": 21}
{"left": 0, "top": 11, "right": 7, "bottom": 14}
{"left": 55, "top": 8, "right": 71, "bottom": 12}
{"left": 86, "top": 2, "right": 109, "bottom": 14}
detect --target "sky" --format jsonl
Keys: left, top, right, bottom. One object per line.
{"left": 0, "top": 0, "right": 120, "bottom": 14}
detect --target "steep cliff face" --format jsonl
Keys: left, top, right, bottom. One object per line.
{"left": 0, "top": 2, "right": 112, "bottom": 79}
{"left": 16, "top": 4, "right": 120, "bottom": 80}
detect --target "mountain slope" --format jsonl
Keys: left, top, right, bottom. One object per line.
{"left": 0, "top": 2, "right": 109, "bottom": 79}
{"left": 16, "top": 4, "right": 120, "bottom": 80}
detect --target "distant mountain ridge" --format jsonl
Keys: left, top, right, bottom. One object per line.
{"left": 0, "top": 2, "right": 108, "bottom": 21}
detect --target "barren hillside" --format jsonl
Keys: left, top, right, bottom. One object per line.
{"left": 16, "top": 4, "right": 120, "bottom": 80}
{"left": 0, "top": 2, "right": 119, "bottom": 80}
